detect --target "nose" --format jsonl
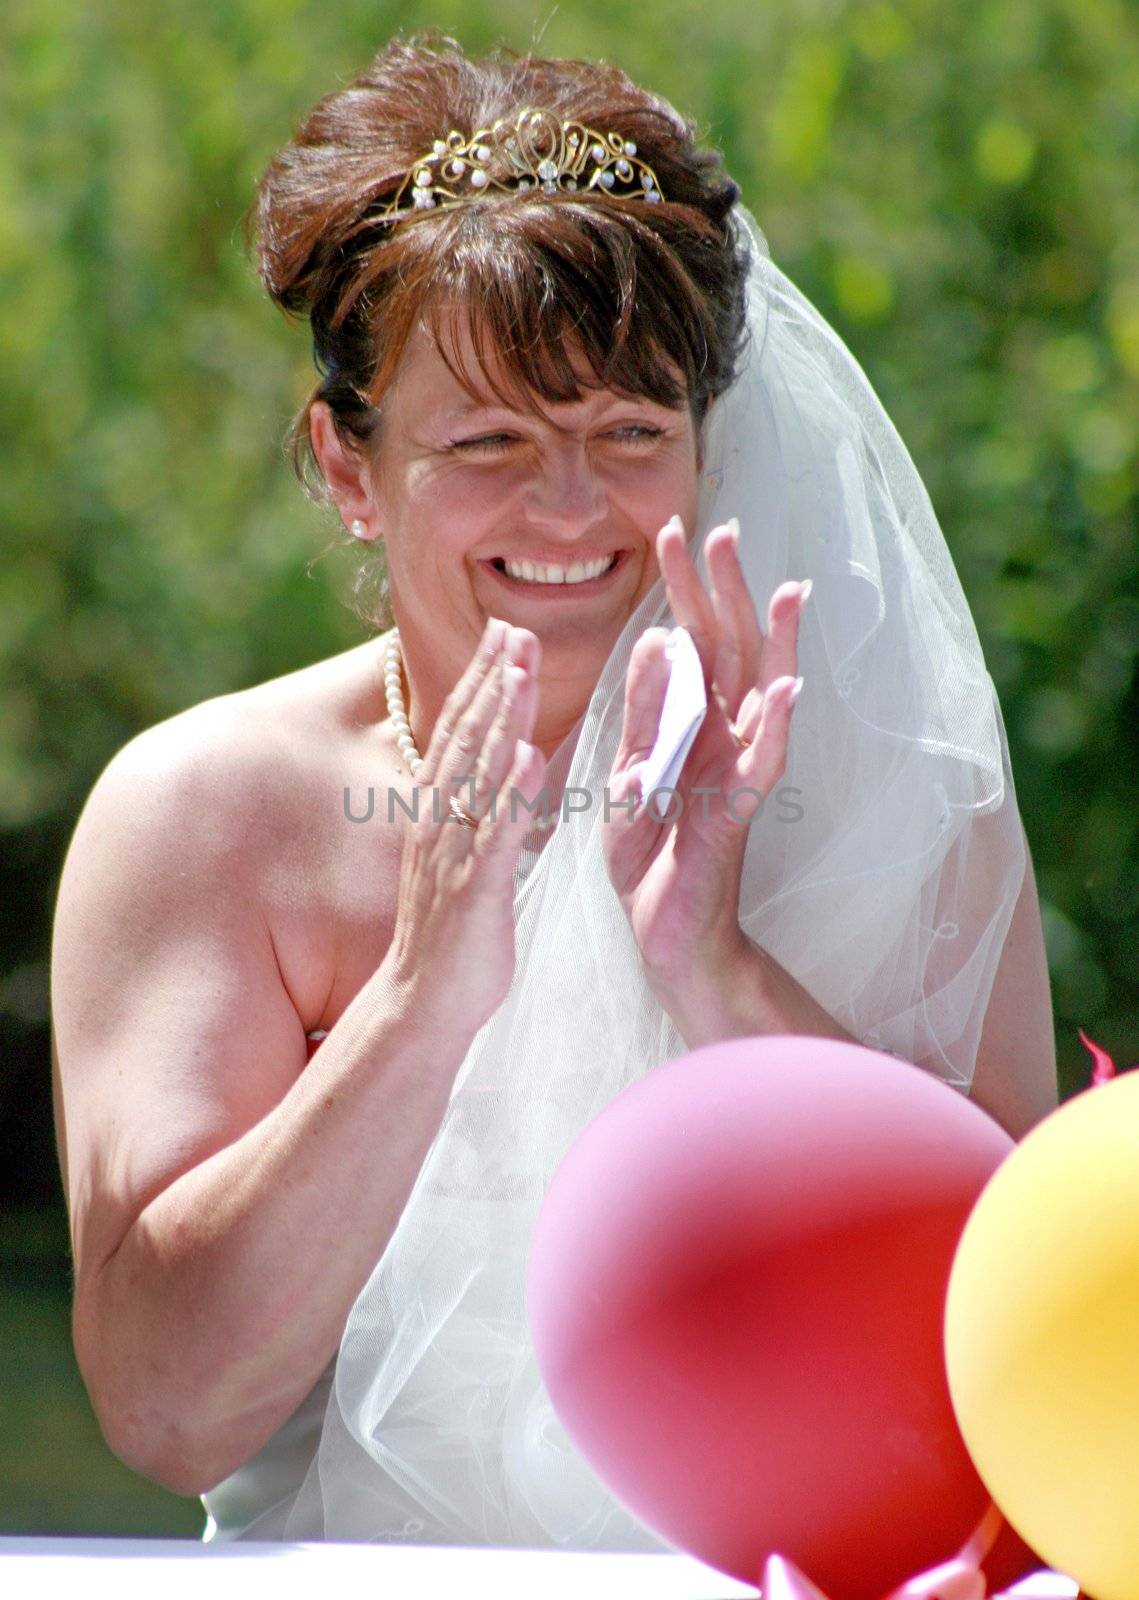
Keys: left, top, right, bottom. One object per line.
{"left": 523, "top": 438, "right": 608, "bottom": 539}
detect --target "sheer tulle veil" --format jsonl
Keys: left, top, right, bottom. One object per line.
{"left": 279, "top": 208, "right": 1026, "bottom": 1544}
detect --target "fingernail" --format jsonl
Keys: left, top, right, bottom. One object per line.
{"left": 503, "top": 661, "right": 526, "bottom": 706}
{"left": 788, "top": 675, "right": 804, "bottom": 704}
{"left": 728, "top": 516, "right": 740, "bottom": 543}
{"left": 661, "top": 514, "right": 685, "bottom": 537}
{"left": 796, "top": 578, "right": 813, "bottom": 608}
{"left": 485, "top": 617, "right": 506, "bottom": 649}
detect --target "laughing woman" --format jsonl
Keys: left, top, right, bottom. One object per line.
{"left": 50, "top": 36, "right": 1056, "bottom": 1546}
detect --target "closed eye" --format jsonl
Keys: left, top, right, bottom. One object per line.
{"left": 451, "top": 424, "right": 665, "bottom": 453}
{"left": 605, "top": 424, "right": 664, "bottom": 444}
{"left": 450, "top": 433, "right": 516, "bottom": 454}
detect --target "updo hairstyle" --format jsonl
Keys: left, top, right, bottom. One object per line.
{"left": 250, "top": 35, "right": 751, "bottom": 489}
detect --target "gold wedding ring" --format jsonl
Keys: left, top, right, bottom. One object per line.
{"left": 449, "top": 794, "right": 477, "bottom": 828}
{"left": 729, "top": 722, "right": 750, "bottom": 751}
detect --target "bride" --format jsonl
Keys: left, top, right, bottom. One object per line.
{"left": 50, "top": 35, "right": 1057, "bottom": 1545}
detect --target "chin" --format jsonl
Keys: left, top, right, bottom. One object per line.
{"left": 531, "top": 611, "right": 634, "bottom": 660}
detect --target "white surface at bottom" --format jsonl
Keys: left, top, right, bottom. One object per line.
{"left": 0, "top": 1537, "right": 761, "bottom": 1598}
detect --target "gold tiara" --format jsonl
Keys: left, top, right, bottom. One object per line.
{"left": 376, "top": 107, "right": 664, "bottom": 224}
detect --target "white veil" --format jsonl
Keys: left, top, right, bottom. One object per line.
{"left": 280, "top": 209, "right": 1026, "bottom": 1545}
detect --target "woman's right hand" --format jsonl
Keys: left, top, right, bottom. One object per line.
{"left": 383, "top": 618, "right": 547, "bottom": 1034}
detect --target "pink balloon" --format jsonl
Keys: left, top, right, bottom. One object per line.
{"left": 528, "top": 1036, "right": 1014, "bottom": 1599}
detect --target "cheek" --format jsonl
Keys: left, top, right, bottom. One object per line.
{"left": 425, "top": 463, "right": 532, "bottom": 527}
{"left": 631, "top": 456, "right": 700, "bottom": 528}
{"left": 385, "top": 467, "right": 504, "bottom": 566}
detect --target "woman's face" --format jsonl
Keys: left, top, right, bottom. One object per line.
{"left": 366, "top": 313, "right": 701, "bottom": 732}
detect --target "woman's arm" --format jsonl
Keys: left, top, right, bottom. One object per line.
{"left": 650, "top": 820, "right": 1058, "bottom": 1144}
{"left": 53, "top": 626, "right": 542, "bottom": 1497}
{"left": 967, "top": 825, "right": 1058, "bottom": 1140}
{"left": 53, "top": 720, "right": 473, "bottom": 1497}
{"left": 642, "top": 927, "right": 857, "bottom": 1050}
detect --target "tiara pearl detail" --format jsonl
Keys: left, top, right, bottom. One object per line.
{"left": 378, "top": 108, "right": 664, "bottom": 226}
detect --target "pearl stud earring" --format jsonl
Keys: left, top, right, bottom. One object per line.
{"left": 349, "top": 519, "right": 369, "bottom": 541}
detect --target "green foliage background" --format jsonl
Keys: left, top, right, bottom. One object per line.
{"left": 2, "top": 0, "right": 1136, "bottom": 1537}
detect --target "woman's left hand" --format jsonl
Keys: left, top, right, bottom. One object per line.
{"left": 601, "top": 515, "right": 809, "bottom": 1014}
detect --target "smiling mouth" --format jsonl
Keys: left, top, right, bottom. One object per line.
{"left": 488, "top": 553, "right": 621, "bottom": 586}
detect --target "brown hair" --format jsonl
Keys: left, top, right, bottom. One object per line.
{"left": 249, "top": 36, "right": 750, "bottom": 620}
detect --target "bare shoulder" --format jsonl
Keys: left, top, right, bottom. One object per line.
{"left": 51, "top": 638, "right": 396, "bottom": 1276}
{"left": 52, "top": 636, "right": 396, "bottom": 1033}
{"left": 61, "top": 635, "right": 396, "bottom": 900}
{"left": 92, "top": 635, "right": 391, "bottom": 803}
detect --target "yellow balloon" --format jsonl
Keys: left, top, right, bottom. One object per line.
{"left": 944, "top": 1070, "right": 1139, "bottom": 1600}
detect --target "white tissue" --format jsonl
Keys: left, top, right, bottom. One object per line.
{"left": 637, "top": 627, "right": 707, "bottom": 818}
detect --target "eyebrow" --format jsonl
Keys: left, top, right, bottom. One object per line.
{"left": 446, "top": 399, "right": 508, "bottom": 419}
{"left": 443, "top": 391, "right": 671, "bottom": 426}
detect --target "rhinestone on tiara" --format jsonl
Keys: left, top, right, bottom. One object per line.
{"left": 377, "top": 107, "right": 664, "bottom": 225}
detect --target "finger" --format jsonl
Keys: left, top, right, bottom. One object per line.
{"left": 600, "top": 757, "right": 672, "bottom": 892}
{"left": 471, "top": 657, "right": 542, "bottom": 823}
{"left": 729, "top": 683, "right": 765, "bottom": 746}
{"left": 738, "top": 674, "right": 803, "bottom": 798}
{"left": 657, "top": 517, "right": 719, "bottom": 674}
{"left": 503, "top": 623, "right": 541, "bottom": 675}
{"left": 434, "top": 619, "right": 541, "bottom": 816}
{"left": 758, "top": 579, "right": 809, "bottom": 693}
{"left": 613, "top": 628, "right": 671, "bottom": 769}
{"left": 477, "top": 737, "right": 550, "bottom": 881}
{"left": 432, "top": 658, "right": 512, "bottom": 810}
{"left": 415, "top": 617, "right": 508, "bottom": 786}
{"left": 706, "top": 521, "right": 764, "bottom": 712}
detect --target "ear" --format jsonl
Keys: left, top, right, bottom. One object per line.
{"left": 309, "top": 402, "right": 381, "bottom": 541}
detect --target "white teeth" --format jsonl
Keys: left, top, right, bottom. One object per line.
{"left": 503, "top": 555, "right": 615, "bottom": 584}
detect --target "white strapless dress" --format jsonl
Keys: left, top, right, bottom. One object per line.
{"left": 201, "top": 1027, "right": 333, "bottom": 1541}
{"left": 201, "top": 1357, "right": 334, "bottom": 1540}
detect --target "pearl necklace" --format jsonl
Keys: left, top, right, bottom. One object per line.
{"left": 382, "top": 628, "right": 556, "bottom": 831}
{"left": 383, "top": 630, "right": 423, "bottom": 776}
